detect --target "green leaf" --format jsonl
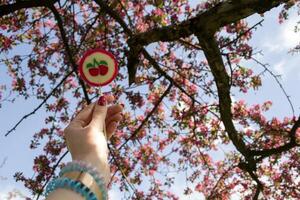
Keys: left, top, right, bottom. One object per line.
{"left": 99, "top": 60, "right": 108, "bottom": 66}
{"left": 86, "top": 63, "right": 94, "bottom": 69}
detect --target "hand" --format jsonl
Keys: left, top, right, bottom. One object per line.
{"left": 64, "top": 95, "right": 123, "bottom": 184}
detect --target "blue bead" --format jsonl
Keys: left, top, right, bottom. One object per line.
{"left": 70, "top": 181, "right": 74, "bottom": 186}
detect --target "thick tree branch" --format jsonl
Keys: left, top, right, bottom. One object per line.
{"left": 196, "top": 31, "right": 299, "bottom": 198}
{"left": 126, "top": 1, "right": 286, "bottom": 84}
{"left": 129, "top": 0, "right": 288, "bottom": 47}
{"left": 0, "top": 0, "right": 58, "bottom": 17}
{"left": 123, "top": 1, "right": 287, "bottom": 82}
{"left": 196, "top": 33, "right": 266, "bottom": 198}
{"left": 197, "top": 33, "right": 251, "bottom": 160}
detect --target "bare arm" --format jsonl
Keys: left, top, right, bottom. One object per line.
{"left": 46, "top": 95, "right": 123, "bottom": 200}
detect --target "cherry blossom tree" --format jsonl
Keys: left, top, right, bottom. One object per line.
{"left": 1, "top": 0, "right": 300, "bottom": 199}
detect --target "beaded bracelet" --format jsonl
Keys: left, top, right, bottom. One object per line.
{"left": 45, "top": 177, "right": 97, "bottom": 200}
{"left": 59, "top": 160, "right": 108, "bottom": 200}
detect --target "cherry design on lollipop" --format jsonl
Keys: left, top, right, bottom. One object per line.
{"left": 86, "top": 59, "right": 109, "bottom": 77}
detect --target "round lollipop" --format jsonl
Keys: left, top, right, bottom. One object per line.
{"left": 78, "top": 49, "right": 118, "bottom": 87}
{"left": 78, "top": 49, "right": 118, "bottom": 138}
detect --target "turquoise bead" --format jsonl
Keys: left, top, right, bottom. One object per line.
{"left": 45, "top": 177, "right": 98, "bottom": 200}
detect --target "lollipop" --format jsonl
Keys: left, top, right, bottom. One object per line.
{"left": 78, "top": 49, "right": 118, "bottom": 87}
{"left": 78, "top": 49, "right": 118, "bottom": 137}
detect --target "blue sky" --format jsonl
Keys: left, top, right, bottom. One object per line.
{"left": 0, "top": 3, "right": 300, "bottom": 200}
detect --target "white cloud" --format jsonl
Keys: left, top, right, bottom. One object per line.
{"left": 272, "top": 57, "right": 300, "bottom": 80}
{"left": 0, "top": 186, "right": 28, "bottom": 200}
{"left": 281, "top": 17, "right": 300, "bottom": 48}
{"left": 260, "top": 13, "right": 300, "bottom": 53}
{"left": 262, "top": 42, "right": 282, "bottom": 53}
{"left": 109, "top": 189, "right": 122, "bottom": 199}
{"left": 273, "top": 60, "right": 286, "bottom": 76}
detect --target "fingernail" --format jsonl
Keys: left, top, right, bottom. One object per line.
{"left": 98, "top": 96, "right": 107, "bottom": 106}
{"left": 120, "top": 103, "right": 125, "bottom": 108}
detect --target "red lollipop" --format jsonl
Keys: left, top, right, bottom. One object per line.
{"left": 78, "top": 49, "right": 118, "bottom": 87}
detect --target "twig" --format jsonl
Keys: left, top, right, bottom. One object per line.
{"left": 35, "top": 151, "right": 69, "bottom": 200}
{"left": 252, "top": 116, "right": 300, "bottom": 161}
{"left": 220, "top": 19, "right": 264, "bottom": 48}
{"left": 178, "top": 38, "right": 202, "bottom": 50}
{"left": 116, "top": 0, "right": 134, "bottom": 29}
{"left": 5, "top": 70, "right": 74, "bottom": 136}
{"left": 207, "top": 166, "right": 235, "bottom": 199}
{"left": 251, "top": 56, "right": 295, "bottom": 116}
{"left": 117, "top": 83, "right": 173, "bottom": 150}
{"left": 108, "top": 145, "right": 139, "bottom": 197}
{"left": 0, "top": 157, "right": 7, "bottom": 168}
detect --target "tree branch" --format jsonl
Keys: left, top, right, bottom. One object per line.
{"left": 35, "top": 151, "right": 69, "bottom": 200}
{"left": 108, "top": 146, "right": 139, "bottom": 197}
{"left": 4, "top": 70, "right": 74, "bottom": 136}
{"left": 197, "top": 33, "right": 251, "bottom": 161}
{"left": 129, "top": 0, "right": 288, "bottom": 48}
{"left": 48, "top": 4, "right": 91, "bottom": 104}
{"left": 220, "top": 19, "right": 264, "bottom": 48}
{"left": 117, "top": 83, "right": 173, "bottom": 150}
{"left": 252, "top": 116, "right": 300, "bottom": 160}
{"left": 94, "top": 1, "right": 287, "bottom": 87}
{"left": 251, "top": 56, "right": 295, "bottom": 116}
{"left": 93, "top": 0, "right": 132, "bottom": 35}
{"left": 207, "top": 165, "right": 235, "bottom": 199}
{"left": 0, "top": 0, "right": 58, "bottom": 17}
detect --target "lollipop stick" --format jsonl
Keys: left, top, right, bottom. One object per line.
{"left": 99, "top": 87, "right": 108, "bottom": 139}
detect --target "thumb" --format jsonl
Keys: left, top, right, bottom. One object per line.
{"left": 90, "top": 95, "right": 107, "bottom": 131}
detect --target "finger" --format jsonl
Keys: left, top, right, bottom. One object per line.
{"left": 106, "top": 121, "right": 118, "bottom": 139}
{"left": 105, "top": 95, "right": 115, "bottom": 104}
{"left": 106, "top": 105, "right": 123, "bottom": 119}
{"left": 90, "top": 96, "right": 107, "bottom": 131}
{"left": 106, "top": 113, "right": 123, "bottom": 125}
{"left": 72, "top": 103, "right": 95, "bottom": 127}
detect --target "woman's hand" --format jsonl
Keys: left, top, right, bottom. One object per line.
{"left": 64, "top": 95, "right": 123, "bottom": 184}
